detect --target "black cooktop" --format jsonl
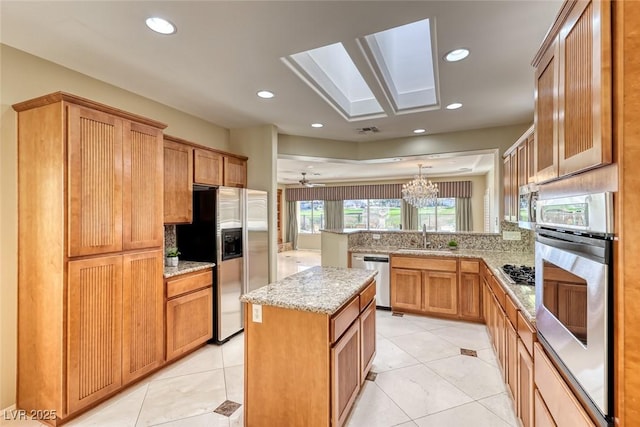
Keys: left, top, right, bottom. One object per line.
{"left": 501, "top": 264, "right": 535, "bottom": 286}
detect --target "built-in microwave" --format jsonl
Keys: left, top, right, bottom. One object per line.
{"left": 518, "top": 183, "right": 538, "bottom": 230}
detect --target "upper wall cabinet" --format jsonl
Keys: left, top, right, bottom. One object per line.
{"left": 223, "top": 155, "right": 247, "bottom": 188}
{"left": 194, "top": 148, "right": 224, "bottom": 186}
{"left": 503, "top": 126, "right": 534, "bottom": 222}
{"left": 164, "top": 137, "right": 193, "bottom": 224}
{"left": 533, "top": 0, "right": 612, "bottom": 183}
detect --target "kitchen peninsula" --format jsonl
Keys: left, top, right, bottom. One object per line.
{"left": 240, "top": 266, "right": 378, "bottom": 427}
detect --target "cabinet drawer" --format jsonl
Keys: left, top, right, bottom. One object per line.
{"left": 166, "top": 268, "right": 212, "bottom": 299}
{"left": 460, "top": 260, "right": 480, "bottom": 273}
{"left": 331, "top": 296, "right": 359, "bottom": 344}
{"left": 490, "top": 276, "right": 506, "bottom": 308}
{"left": 517, "top": 310, "right": 536, "bottom": 356}
{"left": 534, "top": 343, "right": 595, "bottom": 427}
{"left": 359, "top": 280, "right": 376, "bottom": 312}
{"left": 505, "top": 295, "right": 518, "bottom": 326}
{"left": 391, "top": 256, "right": 457, "bottom": 272}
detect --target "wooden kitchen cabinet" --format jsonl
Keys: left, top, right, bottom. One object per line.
{"left": 331, "top": 320, "right": 361, "bottom": 426}
{"left": 67, "top": 255, "right": 123, "bottom": 413}
{"left": 14, "top": 92, "right": 167, "bottom": 422}
{"left": 423, "top": 271, "right": 458, "bottom": 316}
{"left": 391, "top": 267, "right": 422, "bottom": 311}
{"left": 223, "top": 155, "right": 247, "bottom": 188}
{"left": 503, "top": 125, "right": 533, "bottom": 221}
{"left": 194, "top": 147, "right": 224, "bottom": 186}
{"left": 459, "top": 260, "right": 482, "bottom": 321}
{"left": 533, "top": 0, "right": 612, "bottom": 183}
{"left": 518, "top": 339, "right": 535, "bottom": 427}
{"left": 67, "top": 105, "right": 124, "bottom": 257}
{"left": 506, "top": 320, "right": 518, "bottom": 399}
{"left": 360, "top": 300, "right": 376, "bottom": 384}
{"left": 122, "top": 250, "right": 164, "bottom": 384}
{"left": 503, "top": 154, "right": 513, "bottom": 221}
{"left": 163, "top": 137, "right": 193, "bottom": 224}
{"left": 165, "top": 269, "right": 214, "bottom": 361}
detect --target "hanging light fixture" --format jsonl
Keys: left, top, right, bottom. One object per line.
{"left": 402, "top": 164, "right": 439, "bottom": 208}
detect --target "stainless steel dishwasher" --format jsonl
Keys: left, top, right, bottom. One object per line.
{"left": 351, "top": 253, "right": 390, "bottom": 309}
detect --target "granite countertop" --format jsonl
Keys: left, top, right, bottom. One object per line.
{"left": 351, "top": 246, "right": 536, "bottom": 322}
{"left": 240, "top": 266, "right": 378, "bottom": 315}
{"left": 164, "top": 260, "right": 216, "bottom": 278}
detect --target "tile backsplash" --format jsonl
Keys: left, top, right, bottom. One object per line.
{"left": 164, "top": 225, "right": 177, "bottom": 253}
{"left": 348, "top": 221, "right": 534, "bottom": 252}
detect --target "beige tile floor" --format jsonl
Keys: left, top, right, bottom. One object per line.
{"left": 3, "top": 250, "right": 517, "bottom": 427}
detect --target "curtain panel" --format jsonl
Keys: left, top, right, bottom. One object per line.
{"left": 286, "top": 201, "right": 298, "bottom": 249}
{"left": 401, "top": 200, "right": 419, "bottom": 230}
{"left": 324, "top": 200, "right": 344, "bottom": 229}
{"left": 285, "top": 181, "right": 471, "bottom": 202}
{"left": 456, "top": 197, "right": 473, "bottom": 232}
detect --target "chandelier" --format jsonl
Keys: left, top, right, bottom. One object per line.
{"left": 401, "top": 164, "right": 438, "bottom": 208}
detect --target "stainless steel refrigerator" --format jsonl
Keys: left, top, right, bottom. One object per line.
{"left": 175, "top": 186, "right": 269, "bottom": 343}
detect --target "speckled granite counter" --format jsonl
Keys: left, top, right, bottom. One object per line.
{"left": 163, "top": 260, "right": 215, "bottom": 278}
{"left": 240, "top": 266, "right": 378, "bottom": 315}
{"left": 350, "top": 246, "right": 536, "bottom": 322}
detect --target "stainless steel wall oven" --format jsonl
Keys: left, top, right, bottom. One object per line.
{"left": 535, "top": 192, "right": 614, "bottom": 427}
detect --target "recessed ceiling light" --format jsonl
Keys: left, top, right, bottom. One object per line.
{"left": 145, "top": 17, "right": 176, "bottom": 35}
{"left": 311, "top": 123, "right": 324, "bottom": 128}
{"left": 446, "top": 102, "right": 463, "bottom": 110}
{"left": 257, "top": 90, "right": 275, "bottom": 99}
{"left": 444, "top": 48, "right": 470, "bottom": 62}
{"left": 413, "top": 128, "right": 427, "bottom": 134}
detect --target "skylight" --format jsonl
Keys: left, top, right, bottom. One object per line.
{"left": 284, "top": 43, "right": 384, "bottom": 120}
{"left": 363, "top": 18, "right": 438, "bottom": 112}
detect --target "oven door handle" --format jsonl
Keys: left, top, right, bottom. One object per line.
{"left": 536, "top": 233, "right": 606, "bottom": 262}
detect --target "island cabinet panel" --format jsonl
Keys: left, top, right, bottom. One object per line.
{"left": 163, "top": 139, "right": 193, "bottom": 224}
{"left": 123, "top": 122, "right": 164, "bottom": 250}
{"left": 193, "top": 148, "right": 223, "bottom": 186}
{"left": 223, "top": 155, "right": 247, "bottom": 188}
{"left": 422, "top": 271, "right": 458, "bottom": 315}
{"left": 245, "top": 305, "right": 331, "bottom": 427}
{"left": 391, "top": 268, "right": 422, "bottom": 311}
{"left": 67, "top": 255, "right": 123, "bottom": 413}
{"left": 360, "top": 300, "right": 376, "bottom": 385}
{"left": 122, "top": 250, "right": 164, "bottom": 384}
{"left": 331, "top": 320, "right": 361, "bottom": 427}
{"left": 68, "top": 104, "right": 124, "bottom": 257}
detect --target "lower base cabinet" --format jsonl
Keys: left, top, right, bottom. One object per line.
{"left": 518, "top": 339, "right": 535, "bottom": 427}
{"left": 331, "top": 320, "right": 361, "bottom": 426}
{"left": 165, "top": 269, "right": 214, "bottom": 361}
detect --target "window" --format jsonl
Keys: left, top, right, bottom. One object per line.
{"left": 343, "top": 199, "right": 401, "bottom": 230}
{"left": 298, "top": 200, "right": 324, "bottom": 233}
{"left": 418, "top": 198, "right": 456, "bottom": 232}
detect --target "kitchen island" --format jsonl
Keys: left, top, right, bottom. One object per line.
{"left": 240, "top": 266, "right": 378, "bottom": 427}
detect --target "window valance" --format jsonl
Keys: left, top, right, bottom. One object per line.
{"left": 285, "top": 181, "right": 471, "bottom": 201}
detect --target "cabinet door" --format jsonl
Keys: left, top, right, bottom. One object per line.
{"left": 460, "top": 273, "right": 481, "bottom": 320}
{"left": 224, "top": 156, "right": 247, "bottom": 188}
{"left": 492, "top": 294, "right": 506, "bottom": 375}
{"left": 163, "top": 140, "right": 193, "bottom": 224}
{"left": 68, "top": 105, "right": 123, "bottom": 257}
{"left": 510, "top": 151, "right": 518, "bottom": 221}
{"left": 503, "top": 155, "right": 512, "bottom": 221}
{"left": 534, "top": 37, "right": 559, "bottom": 183}
{"left": 558, "top": 0, "right": 611, "bottom": 176}
{"left": 67, "top": 255, "right": 123, "bottom": 413}
{"left": 423, "top": 271, "right": 457, "bottom": 315}
{"left": 331, "top": 320, "right": 360, "bottom": 427}
{"left": 534, "top": 389, "right": 557, "bottom": 427}
{"left": 526, "top": 134, "right": 536, "bottom": 183}
{"left": 123, "top": 122, "right": 163, "bottom": 250}
{"left": 193, "top": 148, "right": 223, "bottom": 186}
{"left": 122, "top": 250, "right": 164, "bottom": 384}
{"left": 391, "top": 268, "right": 422, "bottom": 311}
{"left": 518, "top": 339, "right": 535, "bottom": 427}
{"left": 506, "top": 320, "right": 518, "bottom": 400}
{"left": 166, "top": 287, "right": 213, "bottom": 361}
{"left": 360, "top": 301, "right": 376, "bottom": 385}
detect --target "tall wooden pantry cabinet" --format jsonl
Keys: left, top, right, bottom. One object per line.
{"left": 13, "top": 92, "right": 166, "bottom": 423}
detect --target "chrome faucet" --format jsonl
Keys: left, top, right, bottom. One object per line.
{"left": 422, "top": 224, "right": 429, "bottom": 248}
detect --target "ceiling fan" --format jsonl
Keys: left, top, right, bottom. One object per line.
{"left": 299, "top": 172, "right": 326, "bottom": 187}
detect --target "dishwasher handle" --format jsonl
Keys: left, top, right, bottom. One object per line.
{"left": 363, "top": 256, "right": 389, "bottom": 263}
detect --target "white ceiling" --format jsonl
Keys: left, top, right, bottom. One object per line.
{"left": 0, "top": 0, "right": 561, "bottom": 183}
